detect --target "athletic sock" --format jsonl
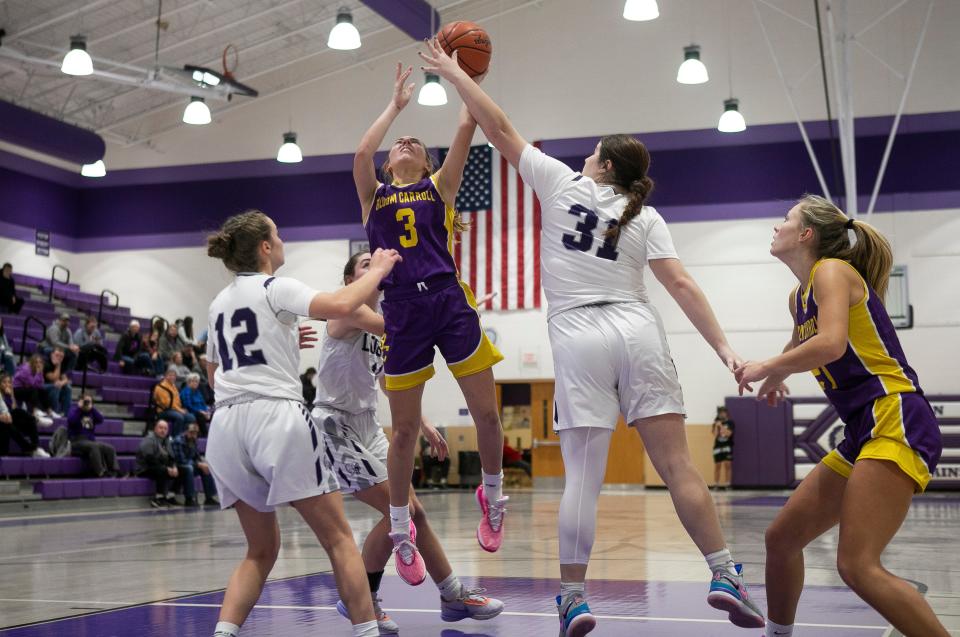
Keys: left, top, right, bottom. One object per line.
{"left": 389, "top": 504, "right": 411, "bottom": 536}
{"left": 559, "top": 580, "right": 585, "bottom": 605}
{"left": 437, "top": 573, "right": 462, "bottom": 602}
{"left": 367, "top": 569, "right": 385, "bottom": 594}
{"left": 766, "top": 620, "right": 794, "bottom": 636}
{"left": 482, "top": 470, "right": 503, "bottom": 503}
{"left": 352, "top": 620, "right": 380, "bottom": 637}
{"left": 705, "top": 548, "right": 738, "bottom": 577}
{"left": 213, "top": 621, "right": 240, "bottom": 637}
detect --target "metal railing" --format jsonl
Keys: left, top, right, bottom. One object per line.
{"left": 47, "top": 264, "right": 70, "bottom": 303}
{"left": 17, "top": 315, "right": 46, "bottom": 364}
{"left": 97, "top": 289, "right": 119, "bottom": 326}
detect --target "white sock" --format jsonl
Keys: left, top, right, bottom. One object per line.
{"left": 352, "top": 620, "right": 379, "bottom": 637}
{"left": 437, "top": 573, "right": 462, "bottom": 601}
{"left": 705, "top": 548, "right": 738, "bottom": 576}
{"left": 766, "top": 619, "right": 794, "bottom": 636}
{"left": 482, "top": 470, "right": 503, "bottom": 503}
{"left": 389, "top": 504, "right": 411, "bottom": 536}
{"left": 213, "top": 621, "right": 240, "bottom": 637}
{"left": 559, "top": 580, "right": 585, "bottom": 602}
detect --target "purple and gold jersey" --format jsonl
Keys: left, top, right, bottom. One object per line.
{"left": 364, "top": 173, "right": 457, "bottom": 288}
{"left": 795, "top": 258, "right": 922, "bottom": 422}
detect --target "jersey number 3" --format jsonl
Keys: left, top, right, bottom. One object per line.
{"left": 396, "top": 208, "right": 419, "bottom": 248}
{"left": 561, "top": 204, "right": 619, "bottom": 261}
{"left": 214, "top": 308, "right": 268, "bottom": 371}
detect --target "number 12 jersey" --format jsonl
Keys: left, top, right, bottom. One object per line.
{"left": 206, "top": 273, "right": 316, "bottom": 404}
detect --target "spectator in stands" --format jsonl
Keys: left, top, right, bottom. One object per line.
{"left": 115, "top": 320, "right": 152, "bottom": 376}
{"left": 0, "top": 318, "right": 15, "bottom": 377}
{"left": 711, "top": 406, "right": 735, "bottom": 490}
{"left": 169, "top": 351, "right": 193, "bottom": 383}
{"left": 300, "top": 367, "right": 317, "bottom": 405}
{"left": 178, "top": 316, "right": 197, "bottom": 346}
{"left": 0, "top": 263, "right": 25, "bottom": 315}
{"left": 153, "top": 366, "right": 196, "bottom": 436}
{"left": 171, "top": 422, "right": 218, "bottom": 507}
{"left": 136, "top": 419, "right": 178, "bottom": 507}
{"left": 196, "top": 352, "right": 214, "bottom": 405}
{"left": 0, "top": 373, "right": 49, "bottom": 457}
{"left": 502, "top": 436, "right": 532, "bottom": 477}
{"left": 42, "top": 312, "right": 80, "bottom": 374}
{"left": 179, "top": 372, "right": 211, "bottom": 436}
{"left": 144, "top": 322, "right": 166, "bottom": 377}
{"left": 74, "top": 316, "right": 103, "bottom": 347}
{"left": 13, "top": 354, "right": 54, "bottom": 425}
{"left": 67, "top": 393, "right": 120, "bottom": 477}
{"left": 158, "top": 323, "right": 187, "bottom": 365}
{"left": 43, "top": 347, "right": 72, "bottom": 417}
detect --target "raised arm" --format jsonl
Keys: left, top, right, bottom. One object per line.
{"left": 648, "top": 257, "right": 741, "bottom": 371}
{"left": 355, "top": 63, "right": 416, "bottom": 224}
{"left": 327, "top": 303, "right": 386, "bottom": 340}
{"left": 435, "top": 103, "right": 478, "bottom": 206}
{"left": 419, "top": 39, "right": 527, "bottom": 169}
{"left": 307, "top": 249, "right": 401, "bottom": 320}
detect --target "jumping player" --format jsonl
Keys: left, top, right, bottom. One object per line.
{"left": 314, "top": 251, "right": 504, "bottom": 634}
{"left": 354, "top": 63, "right": 508, "bottom": 585}
{"left": 735, "top": 195, "right": 947, "bottom": 637}
{"left": 420, "top": 40, "right": 764, "bottom": 636}
{"left": 203, "top": 210, "right": 401, "bottom": 637}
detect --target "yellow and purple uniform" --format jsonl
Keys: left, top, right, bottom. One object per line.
{"left": 364, "top": 172, "right": 502, "bottom": 391}
{"left": 796, "top": 258, "right": 941, "bottom": 491}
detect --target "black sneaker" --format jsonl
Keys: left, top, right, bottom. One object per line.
{"left": 150, "top": 497, "right": 164, "bottom": 508}
{"left": 184, "top": 497, "right": 200, "bottom": 507}
{"left": 204, "top": 496, "right": 221, "bottom": 507}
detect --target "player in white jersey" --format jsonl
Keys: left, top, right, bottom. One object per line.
{"left": 311, "top": 251, "right": 504, "bottom": 634}
{"left": 203, "top": 210, "right": 401, "bottom": 637}
{"left": 421, "top": 41, "right": 765, "bottom": 636}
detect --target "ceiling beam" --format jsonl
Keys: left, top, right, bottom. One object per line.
{"left": 359, "top": 0, "right": 441, "bottom": 41}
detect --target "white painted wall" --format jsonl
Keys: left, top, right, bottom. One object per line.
{"left": 4, "top": 207, "right": 959, "bottom": 425}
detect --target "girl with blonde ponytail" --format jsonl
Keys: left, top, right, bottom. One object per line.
{"left": 735, "top": 196, "right": 946, "bottom": 637}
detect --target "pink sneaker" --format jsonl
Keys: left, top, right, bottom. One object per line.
{"left": 389, "top": 531, "right": 426, "bottom": 586}
{"left": 475, "top": 485, "right": 508, "bottom": 553}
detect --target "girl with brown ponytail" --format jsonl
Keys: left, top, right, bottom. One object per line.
{"left": 736, "top": 195, "right": 946, "bottom": 637}
{"left": 421, "top": 41, "right": 763, "bottom": 635}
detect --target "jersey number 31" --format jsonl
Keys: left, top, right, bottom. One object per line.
{"left": 214, "top": 308, "right": 267, "bottom": 371}
{"left": 561, "top": 204, "right": 619, "bottom": 261}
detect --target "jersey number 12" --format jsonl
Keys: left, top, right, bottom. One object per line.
{"left": 214, "top": 308, "right": 267, "bottom": 371}
{"left": 561, "top": 204, "right": 620, "bottom": 261}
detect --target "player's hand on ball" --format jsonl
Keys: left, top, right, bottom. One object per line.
{"left": 418, "top": 37, "right": 463, "bottom": 83}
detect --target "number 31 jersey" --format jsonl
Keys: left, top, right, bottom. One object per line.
{"left": 206, "top": 273, "right": 316, "bottom": 404}
{"left": 518, "top": 144, "right": 679, "bottom": 321}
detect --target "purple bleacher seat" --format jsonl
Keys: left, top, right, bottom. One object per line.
{"left": 61, "top": 480, "right": 84, "bottom": 498}
{"left": 82, "top": 480, "right": 102, "bottom": 497}
{"left": 119, "top": 457, "right": 137, "bottom": 473}
{"left": 0, "top": 457, "right": 24, "bottom": 477}
{"left": 38, "top": 435, "right": 140, "bottom": 454}
{"left": 101, "top": 480, "right": 120, "bottom": 497}
{"left": 20, "top": 458, "right": 44, "bottom": 476}
{"left": 119, "top": 479, "right": 154, "bottom": 497}
{"left": 43, "top": 418, "right": 124, "bottom": 436}
{"left": 34, "top": 481, "right": 64, "bottom": 499}
{"left": 101, "top": 387, "right": 150, "bottom": 405}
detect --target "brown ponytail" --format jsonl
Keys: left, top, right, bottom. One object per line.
{"left": 206, "top": 210, "right": 273, "bottom": 273}
{"left": 596, "top": 134, "right": 654, "bottom": 241}
{"left": 796, "top": 195, "right": 894, "bottom": 303}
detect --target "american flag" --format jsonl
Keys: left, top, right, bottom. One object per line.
{"left": 441, "top": 143, "right": 542, "bottom": 311}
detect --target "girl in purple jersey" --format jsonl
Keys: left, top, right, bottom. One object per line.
{"left": 735, "top": 196, "right": 947, "bottom": 637}
{"left": 354, "top": 63, "right": 508, "bottom": 586}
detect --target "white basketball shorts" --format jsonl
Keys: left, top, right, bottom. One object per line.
{"left": 549, "top": 302, "right": 685, "bottom": 431}
{"left": 205, "top": 398, "right": 339, "bottom": 512}
{"left": 311, "top": 406, "right": 389, "bottom": 495}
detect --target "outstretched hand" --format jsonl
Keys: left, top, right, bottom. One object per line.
{"left": 392, "top": 62, "right": 416, "bottom": 111}
{"left": 734, "top": 360, "right": 771, "bottom": 395}
{"left": 756, "top": 377, "right": 790, "bottom": 407}
{"left": 418, "top": 37, "right": 469, "bottom": 84}
{"left": 420, "top": 420, "right": 449, "bottom": 462}
{"left": 298, "top": 324, "right": 319, "bottom": 350}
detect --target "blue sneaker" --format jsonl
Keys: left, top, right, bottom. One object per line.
{"left": 707, "top": 563, "right": 766, "bottom": 628}
{"left": 556, "top": 593, "right": 596, "bottom": 637}
{"left": 336, "top": 595, "right": 399, "bottom": 634}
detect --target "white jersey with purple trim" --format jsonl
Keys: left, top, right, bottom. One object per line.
{"left": 313, "top": 322, "right": 383, "bottom": 415}
{"left": 518, "top": 144, "right": 679, "bottom": 320}
{"left": 206, "top": 273, "right": 316, "bottom": 404}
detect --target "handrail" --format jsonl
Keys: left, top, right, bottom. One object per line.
{"left": 97, "top": 289, "right": 119, "bottom": 326}
{"left": 47, "top": 264, "right": 70, "bottom": 303}
{"left": 17, "top": 315, "right": 46, "bottom": 365}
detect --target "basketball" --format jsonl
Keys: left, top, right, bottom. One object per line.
{"left": 438, "top": 21, "right": 492, "bottom": 78}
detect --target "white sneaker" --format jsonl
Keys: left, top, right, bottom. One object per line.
{"left": 33, "top": 408, "right": 45, "bottom": 420}
{"left": 50, "top": 410, "right": 63, "bottom": 418}
{"left": 37, "top": 415, "right": 53, "bottom": 426}
{"left": 33, "top": 448, "right": 51, "bottom": 458}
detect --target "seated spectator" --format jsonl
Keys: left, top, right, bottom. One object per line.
{"left": 158, "top": 323, "right": 187, "bottom": 365}
{"left": 179, "top": 372, "right": 211, "bottom": 436}
{"left": 0, "top": 318, "right": 15, "bottom": 377}
{"left": 503, "top": 436, "right": 532, "bottom": 477}
{"left": 169, "top": 351, "right": 193, "bottom": 384}
{"left": 67, "top": 394, "right": 120, "bottom": 477}
{"left": 13, "top": 354, "right": 53, "bottom": 425}
{"left": 300, "top": 367, "right": 317, "bottom": 405}
{"left": 41, "top": 312, "right": 80, "bottom": 374}
{"left": 178, "top": 316, "right": 197, "bottom": 346}
{"left": 73, "top": 316, "right": 103, "bottom": 348}
{"left": 135, "top": 419, "right": 178, "bottom": 507}
{"left": 143, "top": 324, "right": 166, "bottom": 377}
{"left": 114, "top": 320, "right": 152, "bottom": 376}
{"left": 0, "top": 263, "right": 25, "bottom": 315}
{"left": 43, "top": 347, "right": 72, "bottom": 417}
{"left": 196, "top": 353, "right": 214, "bottom": 405}
{"left": 153, "top": 366, "right": 195, "bottom": 436}
{"left": 170, "top": 422, "right": 218, "bottom": 507}
{"left": 0, "top": 373, "right": 48, "bottom": 457}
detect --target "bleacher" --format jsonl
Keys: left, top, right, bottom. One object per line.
{"left": 2, "top": 270, "right": 203, "bottom": 502}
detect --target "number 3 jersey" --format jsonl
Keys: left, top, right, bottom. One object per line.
{"left": 518, "top": 144, "right": 678, "bottom": 320}
{"left": 206, "top": 273, "right": 316, "bottom": 404}
{"left": 364, "top": 173, "right": 458, "bottom": 288}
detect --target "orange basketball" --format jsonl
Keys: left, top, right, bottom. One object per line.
{"left": 438, "top": 21, "right": 492, "bottom": 78}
